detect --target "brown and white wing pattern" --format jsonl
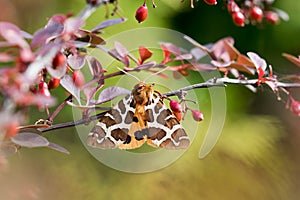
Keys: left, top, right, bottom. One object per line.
{"left": 87, "top": 83, "right": 190, "bottom": 150}
{"left": 87, "top": 94, "right": 136, "bottom": 149}
{"left": 144, "top": 94, "right": 190, "bottom": 149}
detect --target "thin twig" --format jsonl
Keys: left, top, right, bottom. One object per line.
{"left": 163, "top": 81, "right": 226, "bottom": 97}
{"left": 40, "top": 112, "right": 106, "bottom": 133}
{"left": 39, "top": 77, "right": 300, "bottom": 133}
{"left": 217, "top": 77, "right": 300, "bottom": 87}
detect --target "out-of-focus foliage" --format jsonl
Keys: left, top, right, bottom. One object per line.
{"left": 1, "top": 0, "right": 300, "bottom": 199}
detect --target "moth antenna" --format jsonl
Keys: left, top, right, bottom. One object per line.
{"left": 144, "top": 66, "right": 169, "bottom": 83}
{"left": 117, "top": 67, "right": 140, "bottom": 82}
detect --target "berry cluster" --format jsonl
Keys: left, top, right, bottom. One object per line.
{"left": 170, "top": 100, "right": 204, "bottom": 122}
{"left": 227, "top": 0, "right": 286, "bottom": 27}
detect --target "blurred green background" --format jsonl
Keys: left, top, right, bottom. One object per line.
{"left": 1, "top": 0, "right": 300, "bottom": 199}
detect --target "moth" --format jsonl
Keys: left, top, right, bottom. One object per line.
{"left": 87, "top": 82, "right": 190, "bottom": 150}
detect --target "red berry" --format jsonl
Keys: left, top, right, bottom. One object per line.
{"left": 52, "top": 52, "right": 66, "bottom": 69}
{"left": 192, "top": 110, "right": 204, "bottom": 122}
{"left": 265, "top": 11, "right": 279, "bottom": 24}
{"left": 72, "top": 70, "right": 85, "bottom": 88}
{"left": 170, "top": 100, "right": 182, "bottom": 113}
{"left": 48, "top": 78, "right": 60, "bottom": 90}
{"left": 135, "top": 4, "right": 148, "bottom": 23}
{"left": 86, "top": 0, "right": 98, "bottom": 5}
{"left": 203, "top": 0, "right": 217, "bottom": 5}
{"left": 227, "top": 0, "right": 240, "bottom": 13}
{"left": 250, "top": 6, "right": 263, "bottom": 23}
{"left": 291, "top": 100, "right": 300, "bottom": 116}
{"left": 232, "top": 11, "right": 245, "bottom": 27}
{"left": 38, "top": 81, "right": 51, "bottom": 97}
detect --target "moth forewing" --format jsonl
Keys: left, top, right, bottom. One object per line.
{"left": 87, "top": 82, "right": 190, "bottom": 150}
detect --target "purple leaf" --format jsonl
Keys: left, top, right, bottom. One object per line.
{"left": 25, "top": 43, "right": 61, "bottom": 82}
{"left": 31, "top": 22, "right": 64, "bottom": 48}
{"left": 87, "top": 56, "right": 104, "bottom": 77}
{"left": 190, "top": 48, "right": 208, "bottom": 61}
{"left": 0, "top": 142, "right": 18, "bottom": 157}
{"left": 92, "top": 86, "right": 131, "bottom": 105}
{"left": 211, "top": 60, "right": 232, "bottom": 68}
{"left": 274, "top": 8, "right": 289, "bottom": 21}
{"left": 68, "top": 53, "right": 86, "bottom": 70}
{"left": 114, "top": 41, "right": 128, "bottom": 58}
{"left": 108, "top": 49, "right": 129, "bottom": 66}
{"left": 192, "top": 63, "right": 217, "bottom": 71}
{"left": 47, "top": 142, "right": 70, "bottom": 154}
{"left": 137, "top": 61, "right": 157, "bottom": 70}
{"left": 91, "top": 18, "right": 127, "bottom": 33}
{"left": 173, "top": 53, "right": 193, "bottom": 61}
{"left": 11, "top": 132, "right": 49, "bottom": 148}
{"left": 31, "top": 94, "right": 57, "bottom": 107}
{"left": 0, "top": 53, "right": 14, "bottom": 62}
{"left": 84, "top": 85, "right": 103, "bottom": 105}
{"left": 64, "top": 18, "right": 84, "bottom": 34}
{"left": 247, "top": 52, "right": 267, "bottom": 71}
{"left": 60, "top": 74, "right": 81, "bottom": 103}
{"left": 160, "top": 42, "right": 181, "bottom": 56}
{"left": 0, "top": 22, "right": 28, "bottom": 48}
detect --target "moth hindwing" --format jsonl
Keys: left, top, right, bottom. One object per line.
{"left": 87, "top": 82, "right": 190, "bottom": 150}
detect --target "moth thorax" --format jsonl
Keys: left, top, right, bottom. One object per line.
{"left": 132, "top": 83, "right": 153, "bottom": 105}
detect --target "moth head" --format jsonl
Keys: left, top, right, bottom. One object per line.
{"left": 132, "top": 82, "right": 153, "bottom": 104}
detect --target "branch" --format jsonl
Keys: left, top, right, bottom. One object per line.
{"left": 39, "top": 77, "right": 299, "bottom": 133}
{"left": 163, "top": 81, "right": 226, "bottom": 97}
{"left": 217, "top": 77, "right": 300, "bottom": 88}
{"left": 40, "top": 81, "right": 225, "bottom": 133}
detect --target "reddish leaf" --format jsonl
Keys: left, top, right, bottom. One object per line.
{"left": 257, "top": 67, "right": 265, "bottom": 79}
{"left": 161, "top": 44, "right": 171, "bottom": 63}
{"left": 11, "top": 132, "right": 49, "bottom": 148}
{"left": 139, "top": 46, "right": 153, "bottom": 64}
{"left": 229, "top": 63, "right": 256, "bottom": 75}
{"left": 211, "top": 37, "right": 235, "bottom": 59}
{"left": 236, "top": 54, "right": 256, "bottom": 68}
{"left": 75, "top": 30, "right": 105, "bottom": 46}
{"left": 282, "top": 53, "right": 300, "bottom": 67}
